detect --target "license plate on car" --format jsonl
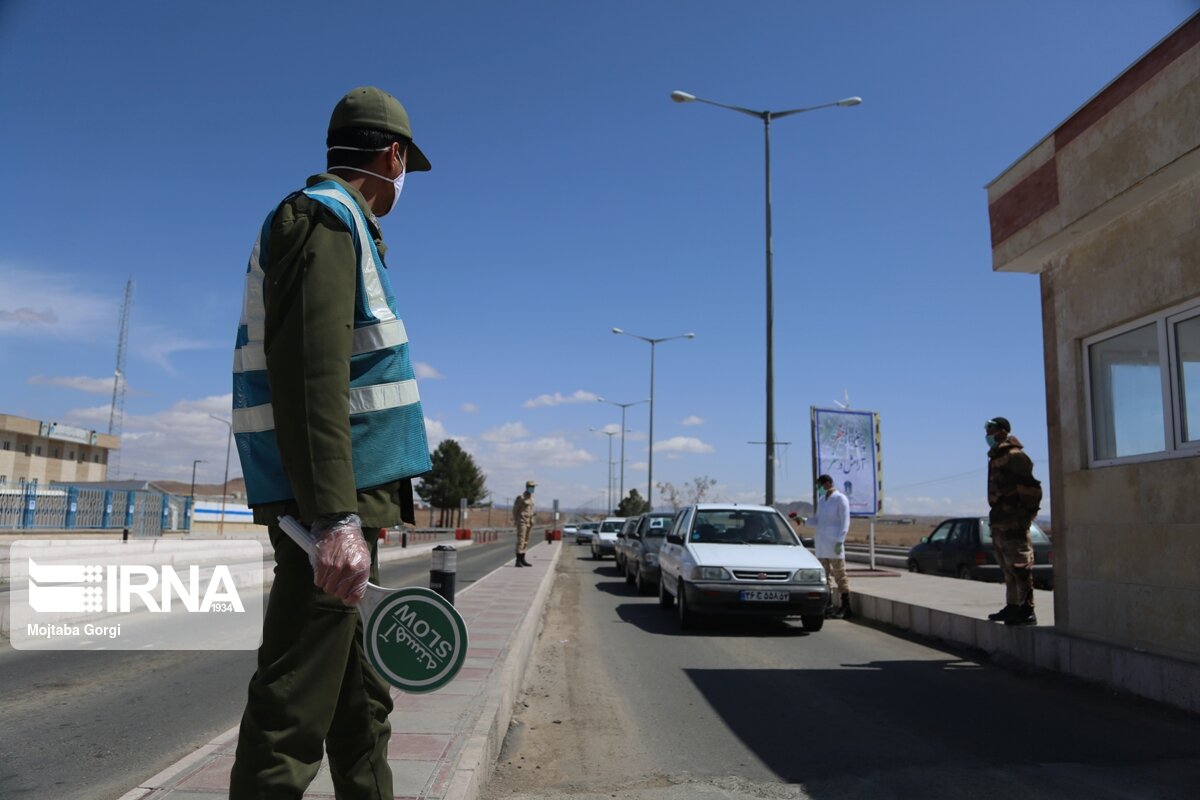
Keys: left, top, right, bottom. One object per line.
{"left": 739, "top": 590, "right": 789, "bottom": 602}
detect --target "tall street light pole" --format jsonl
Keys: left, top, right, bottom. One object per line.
{"left": 189, "top": 458, "right": 205, "bottom": 531}
{"left": 209, "top": 415, "right": 233, "bottom": 538}
{"left": 589, "top": 428, "right": 619, "bottom": 513}
{"left": 611, "top": 328, "right": 695, "bottom": 509}
{"left": 597, "top": 397, "right": 648, "bottom": 505}
{"left": 671, "top": 89, "right": 861, "bottom": 505}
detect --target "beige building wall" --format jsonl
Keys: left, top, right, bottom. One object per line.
{"left": 987, "top": 14, "right": 1200, "bottom": 664}
{"left": 0, "top": 414, "right": 117, "bottom": 487}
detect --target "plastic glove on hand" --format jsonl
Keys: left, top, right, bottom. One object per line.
{"left": 310, "top": 513, "right": 371, "bottom": 605}
{"left": 834, "top": 541, "right": 844, "bottom": 557}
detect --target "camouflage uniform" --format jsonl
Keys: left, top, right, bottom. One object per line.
{"left": 513, "top": 489, "right": 535, "bottom": 557}
{"left": 987, "top": 434, "right": 1042, "bottom": 608}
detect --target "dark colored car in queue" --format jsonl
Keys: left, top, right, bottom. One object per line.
{"left": 906, "top": 517, "right": 1054, "bottom": 589}
{"left": 620, "top": 511, "right": 677, "bottom": 594}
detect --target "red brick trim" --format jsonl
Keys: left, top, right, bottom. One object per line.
{"left": 1055, "top": 13, "right": 1200, "bottom": 150}
{"left": 989, "top": 158, "right": 1060, "bottom": 247}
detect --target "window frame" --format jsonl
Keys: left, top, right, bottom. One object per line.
{"left": 1083, "top": 297, "right": 1200, "bottom": 467}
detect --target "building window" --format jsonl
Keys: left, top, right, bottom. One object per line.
{"left": 52, "top": 448, "right": 60, "bottom": 459}
{"left": 1085, "top": 298, "right": 1200, "bottom": 466}
{"left": 23, "top": 444, "right": 30, "bottom": 457}
{"left": 34, "top": 446, "right": 42, "bottom": 457}
{"left": 94, "top": 454, "right": 101, "bottom": 463}
{"left": 2, "top": 441, "right": 9, "bottom": 451}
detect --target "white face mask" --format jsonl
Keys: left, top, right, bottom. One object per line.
{"left": 327, "top": 145, "right": 406, "bottom": 215}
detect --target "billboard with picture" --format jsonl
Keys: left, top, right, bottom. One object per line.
{"left": 811, "top": 407, "right": 882, "bottom": 517}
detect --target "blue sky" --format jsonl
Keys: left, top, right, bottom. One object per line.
{"left": 1, "top": 0, "right": 1195, "bottom": 515}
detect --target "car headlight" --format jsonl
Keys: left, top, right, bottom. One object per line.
{"left": 691, "top": 566, "right": 731, "bottom": 581}
{"left": 793, "top": 568, "right": 825, "bottom": 584}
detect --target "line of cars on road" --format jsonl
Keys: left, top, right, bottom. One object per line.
{"left": 572, "top": 504, "right": 831, "bottom": 632}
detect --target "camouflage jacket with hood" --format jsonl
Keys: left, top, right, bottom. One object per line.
{"left": 987, "top": 434, "right": 1042, "bottom": 529}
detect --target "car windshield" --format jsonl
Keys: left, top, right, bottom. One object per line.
{"left": 600, "top": 520, "right": 624, "bottom": 533}
{"left": 979, "top": 520, "right": 1050, "bottom": 544}
{"left": 642, "top": 515, "right": 674, "bottom": 538}
{"left": 689, "top": 510, "right": 797, "bottom": 545}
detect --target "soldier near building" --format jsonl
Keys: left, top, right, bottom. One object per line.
{"left": 229, "top": 86, "right": 434, "bottom": 799}
{"left": 984, "top": 417, "right": 1043, "bottom": 626}
{"left": 512, "top": 480, "right": 536, "bottom": 567}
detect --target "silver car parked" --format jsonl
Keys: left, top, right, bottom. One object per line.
{"left": 620, "top": 512, "right": 677, "bottom": 595}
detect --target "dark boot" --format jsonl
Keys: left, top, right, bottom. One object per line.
{"left": 514, "top": 555, "right": 527, "bottom": 568}
{"left": 840, "top": 592, "right": 853, "bottom": 619}
{"left": 988, "top": 604, "right": 1018, "bottom": 622}
{"left": 519, "top": 554, "right": 532, "bottom": 567}
{"left": 1004, "top": 604, "right": 1037, "bottom": 626}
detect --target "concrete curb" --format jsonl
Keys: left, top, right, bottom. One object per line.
{"left": 442, "top": 543, "right": 561, "bottom": 800}
{"left": 854, "top": 591, "right": 1200, "bottom": 715}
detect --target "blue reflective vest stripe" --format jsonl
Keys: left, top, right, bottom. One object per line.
{"left": 232, "top": 181, "right": 431, "bottom": 506}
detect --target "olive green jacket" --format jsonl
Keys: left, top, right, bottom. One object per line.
{"left": 986, "top": 434, "right": 1042, "bottom": 529}
{"left": 251, "top": 173, "right": 415, "bottom": 530}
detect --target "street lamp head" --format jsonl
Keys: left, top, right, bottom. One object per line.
{"left": 611, "top": 327, "right": 623, "bottom": 334}
{"left": 670, "top": 90, "right": 696, "bottom": 103}
{"left": 837, "top": 96, "right": 863, "bottom": 107}
{"left": 685, "top": 332, "right": 696, "bottom": 339}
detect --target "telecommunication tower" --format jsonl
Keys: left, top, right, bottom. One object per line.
{"left": 107, "top": 279, "right": 133, "bottom": 477}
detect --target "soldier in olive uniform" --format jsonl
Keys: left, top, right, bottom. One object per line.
{"left": 229, "top": 87, "right": 434, "bottom": 799}
{"left": 984, "top": 417, "right": 1043, "bottom": 626}
{"left": 512, "top": 481, "right": 536, "bottom": 567}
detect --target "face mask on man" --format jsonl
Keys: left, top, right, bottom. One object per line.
{"left": 327, "top": 144, "right": 406, "bottom": 215}
{"left": 986, "top": 434, "right": 997, "bottom": 449}
{"left": 816, "top": 485, "right": 828, "bottom": 500}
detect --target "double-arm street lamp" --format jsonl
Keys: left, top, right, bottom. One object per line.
{"left": 670, "top": 89, "right": 861, "bottom": 505}
{"left": 611, "top": 328, "right": 695, "bottom": 509}
{"left": 589, "top": 427, "right": 620, "bottom": 513}
{"left": 596, "top": 397, "right": 648, "bottom": 505}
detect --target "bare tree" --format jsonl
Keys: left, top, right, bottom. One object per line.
{"left": 655, "top": 476, "right": 717, "bottom": 511}
{"left": 655, "top": 481, "right": 683, "bottom": 512}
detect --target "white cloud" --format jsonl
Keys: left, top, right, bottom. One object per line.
{"left": 0, "top": 263, "right": 115, "bottom": 339}
{"left": 425, "top": 418, "right": 449, "bottom": 443}
{"left": 486, "top": 437, "right": 596, "bottom": 469}
{"left": 681, "top": 415, "right": 704, "bottom": 427}
{"left": 136, "top": 331, "right": 220, "bottom": 373}
{"left": 482, "top": 422, "right": 530, "bottom": 442}
{"left": 653, "top": 436, "right": 714, "bottom": 454}
{"left": 460, "top": 403, "right": 479, "bottom": 413}
{"left": 28, "top": 374, "right": 119, "bottom": 395}
{"left": 414, "top": 362, "right": 445, "bottom": 380}
{"left": 522, "top": 389, "right": 599, "bottom": 408}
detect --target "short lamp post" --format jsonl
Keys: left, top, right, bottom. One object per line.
{"left": 188, "top": 458, "right": 205, "bottom": 531}
{"left": 671, "top": 89, "right": 861, "bottom": 505}
{"left": 611, "top": 328, "right": 695, "bottom": 509}
{"left": 209, "top": 415, "right": 233, "bottom": 537}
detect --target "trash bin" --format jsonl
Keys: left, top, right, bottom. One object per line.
{"left": 430, "top": 545, "right": 457, "bottom": 604}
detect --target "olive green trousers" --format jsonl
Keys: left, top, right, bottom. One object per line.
{"left": 229, "top": 526, "right": 393, "bottom": 799}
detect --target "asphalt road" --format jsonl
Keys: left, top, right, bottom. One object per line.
{"left": 0, "top": 535, "right": 517, "bottom": 800}
{"left": 486, "top": 547, "right": 1200, "bottom": 800}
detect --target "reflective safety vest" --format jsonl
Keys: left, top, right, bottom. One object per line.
{"left": 232, "top": 181, "right": 431, "bottom": 506}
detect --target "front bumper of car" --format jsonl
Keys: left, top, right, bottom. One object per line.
{"left": 682, "top": 580, "right": 828, "bottom": 617}
{"left": 593, "top": 538, "right": 617, "bottom": 555}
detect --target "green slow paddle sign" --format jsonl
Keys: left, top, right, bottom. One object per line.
{"left": 365, "top": 586, "right": 468, "bottom": 693}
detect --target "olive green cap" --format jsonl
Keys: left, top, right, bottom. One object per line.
{"left": 328, "top": 86, "right": 431, "bottom": 172}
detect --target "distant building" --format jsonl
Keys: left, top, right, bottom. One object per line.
{"left": 986, "top": 14, "right": 1199, "bottom": 706}
{"left": 0, "top": 413, "right": 119, "bottom": 486}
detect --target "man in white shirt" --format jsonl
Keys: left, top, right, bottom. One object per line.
{"left": 814, "top": 474, "right": 852, "bottom": 619}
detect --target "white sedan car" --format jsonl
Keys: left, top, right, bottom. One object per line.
{"left": 657, "top": 504, "right": 829, "bottom": 631}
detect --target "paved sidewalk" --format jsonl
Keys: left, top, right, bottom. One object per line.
{"left": 118, "top": 539, "right": 561, "bottom": 800}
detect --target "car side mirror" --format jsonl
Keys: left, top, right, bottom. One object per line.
{"left": 666, "top": 533, "right": 683, "bottom": 545}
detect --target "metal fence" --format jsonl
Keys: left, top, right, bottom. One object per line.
{"left": 0, "top": 485, "right": 166, "bottom": 536}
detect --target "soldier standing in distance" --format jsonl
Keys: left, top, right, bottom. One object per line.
{"left": 512, "top": 480, "right": 536, "bottom": 567}
{"left": 984, "top": 417, "right": 1043, "bottom": 626}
